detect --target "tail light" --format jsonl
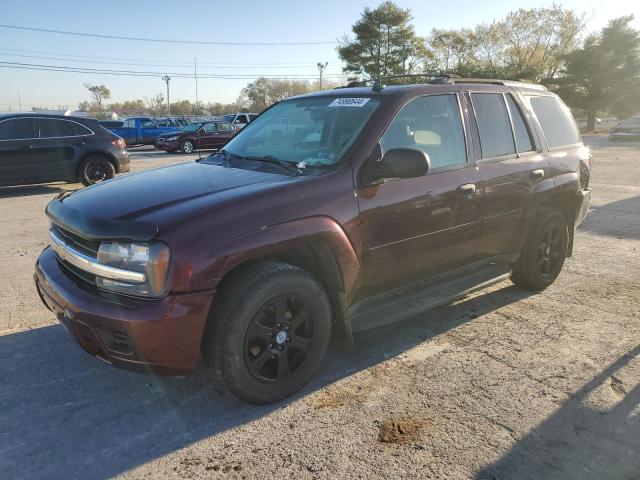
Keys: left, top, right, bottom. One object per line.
{"left": 579, "top": 162, "right": 590, "bottom": 190}
{"left": 111, "top": 138, "right": 126, "bottom": 149}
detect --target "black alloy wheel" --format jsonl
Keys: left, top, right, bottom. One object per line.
{"left": 244, "top": 294, "right": 314, "bottom": 382}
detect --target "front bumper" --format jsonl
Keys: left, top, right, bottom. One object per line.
{"left": 609, "top": 131, "right": 640, "bottom": 141}
{"left": 154, "top": 139, "right": 178, "bottom": 151}
{"left": 576, "top": 188, "right": 591, "bottom": 227}
{"left": 116, "top": 149, "right": 130, "bottom": 173}
{"left": 34, "top": 247, "right": 213, "bottom": 375}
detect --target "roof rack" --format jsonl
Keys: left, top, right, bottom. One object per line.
{"left": 439, "top": 78, "right": 547, "bottom": 91}
{"left": 339, "top": 74, "right": 546, "bottom": 91}
{"left": 342, "top": 73, "right": 459, "bottom": 91}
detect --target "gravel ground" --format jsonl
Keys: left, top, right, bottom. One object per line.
{"left": 0, "top": 138, "right": 638, "bottom": 479}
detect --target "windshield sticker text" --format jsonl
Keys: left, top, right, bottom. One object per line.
{"left": 328, "top": 97, "right": 371, "bottom": 107}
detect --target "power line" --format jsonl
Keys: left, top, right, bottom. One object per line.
{"left": 0, "top": 61, "right": 346, "bottom": 80}
{"left": 0, "top": 47, "right": 334, "bottom": 66}
{"left": 0, "top": 24, "right": 338, "bottom": 46}
{"left": 0, "top": 51, "right": 344, "bottom": 71}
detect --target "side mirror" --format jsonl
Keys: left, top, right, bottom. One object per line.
{"left": 376, "top": 148, "right": 430, "bottom": 180}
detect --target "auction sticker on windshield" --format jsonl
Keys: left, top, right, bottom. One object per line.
{"left": 328, "top": 97, "right": 371, "bottom": 107}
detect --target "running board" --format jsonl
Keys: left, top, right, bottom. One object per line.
{"left": 350, "top": 264, "right": 512, "bottom": 332}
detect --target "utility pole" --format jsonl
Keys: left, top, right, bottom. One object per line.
{"left": 194, "top": 58, "right": 199, "bottom": 116}
{"left": 162, "top": 75, "right": 171, "bottom": 116}
{"left": 317, "top": 62, "right": 328, "bottom": 90}
{"left": 17, "top": 91, "right": 22, "bottom": 111}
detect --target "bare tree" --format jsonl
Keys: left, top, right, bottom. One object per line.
{"left": 84, "top": 84, "right": 111, "bottom": 111}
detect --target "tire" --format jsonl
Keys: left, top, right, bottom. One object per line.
{"left": 78, "top": 155, "right": 115, "bottom": 186}
{"left": 205, "top": 262, "right": 332, "bottom": 404}
{"left": 181, "top": 139, "right": 195, "bottom": 154}
{"left": 511, "top": 208, "right": 569, "bottom": 290}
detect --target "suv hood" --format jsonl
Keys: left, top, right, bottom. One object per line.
{"left": 46, "top": 161, "right": 297, "bottom": 241}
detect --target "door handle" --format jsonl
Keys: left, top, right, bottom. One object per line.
{"left": 457, "top": 183, "right": 476, "bottom": 197}
{"left": 530, "top": 169, "right": 545, "bottom": 180}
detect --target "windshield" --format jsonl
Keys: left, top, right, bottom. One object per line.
{"left": 179, "top": 123, "right": 202, "bottom": 132}
{"left": 221, "top": 96, "right": 380, "bottom": 167}
{"left": 622, "top": 117, "right": 640, "bottom": 126}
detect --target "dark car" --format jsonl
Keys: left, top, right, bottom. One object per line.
{"left": 609, "top": 115, "right": 640, "bottom": 141}
{"left": 0, "top": 114, "right": 130, "bottom": 187}
{"left": 154, "top": 121, "right": 236, "bottom": 154}
{"left": 35, "top": 77, "right": 591, "bottom": 404}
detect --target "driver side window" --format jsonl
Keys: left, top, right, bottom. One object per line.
{"left": 380, "top": 94, "right": 467, "bottom": 170}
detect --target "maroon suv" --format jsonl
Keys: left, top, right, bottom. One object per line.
{"left": 35, "top": 78, "right": 591, "bottom": 404}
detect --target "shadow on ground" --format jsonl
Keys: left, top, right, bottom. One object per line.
{"left": 579, "top": 195, "right": 640, "bottom": 240}
{"left": 0, "top": 184, "right": 71, "bottom": 199}
{"left": 476, "top": 345, "right": 640, "bottom": 480}
{"left": 0, "top": 285, "right": 532, "bottom": 480}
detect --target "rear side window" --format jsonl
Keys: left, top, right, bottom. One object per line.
{"left": 202, "top": 123, "right": 217, "bottom": 133}
{"left": 505, "top": 95, "right": 534, "bottom": 153}
{"left": 380, "top": 94, "right": 467, "bottom": 169}
{"left": 38, "top": 119, "right": 91, "bottom": 138}
{"left": 140, "top": 119, "right": 156, "bottom": 128}
{"left": 529, "top": 96, "right": 581, "bottom": 148}
{"left": 123, "top": 119, "right": 135, "bottom": 128}
{"left": 472, "top": 93, "right": 515, "bottom": 158}
{"left": 218, "top": 122, "right": 234, "bottom": 132}
{"left": 0, "top": 118, "right": 37, "bottom": 140}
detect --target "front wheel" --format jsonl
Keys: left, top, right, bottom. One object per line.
{"left": 78, "top": 155, "right": 115, "bottom": 186}
{"left": 181, "top": 140, "right": 195, "bottom": 154}
{"left": 511, "top": 209, "right": 569, "bottom": 290}
{"left": 205, "top": 262, "right": 332, "bottom": 404}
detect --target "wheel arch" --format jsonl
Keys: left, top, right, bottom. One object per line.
{"left": 532, "top": 176, "right": 581, "bottom": 257}
{"left": 198, "top": 217, "right": 361, "bottom": 348}
{"left": 77, "top": 151, "right": 119, "bottom": 178}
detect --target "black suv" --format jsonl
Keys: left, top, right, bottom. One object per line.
{"left": 0, "top": 114, "right": 130, "bottom": 187}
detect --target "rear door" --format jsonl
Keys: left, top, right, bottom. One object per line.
{"left": 469, "top": 90, "right": 547, "bottom": 258}
{"left": 357, "top": 93, "right": 482, "bottom": 293}
{"left": 0, "top": 117, "right": 39, "bottom": 187}
{"left": 212, "top": 122, "right": 236, "bottom": 148}
{"left": 35, "top": 118, "right": 93, "bottom": 182}
{"left": 139, "top": 118, "right": 159, "bottom": 144}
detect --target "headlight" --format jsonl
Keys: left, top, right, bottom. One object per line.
{"left": 96, "top": 242, "right": 171, "bottom": 298}
{"left": 165, "top": 136, "right": 179, "bottom": 141}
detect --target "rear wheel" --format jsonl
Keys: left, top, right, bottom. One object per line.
{"left": 511, "top": 209, "right": 569, "bottom": 290}
{"left": 181, "top": 140, "right": 195, "bottom": 154}
{"left": 78, "top": 155, "right": 115, "bottom": 186}
{"left": 205, "top": 262, "right": 331, "bottom": 404}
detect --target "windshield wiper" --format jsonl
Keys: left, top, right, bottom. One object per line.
{"left": 213, "top": 151, "right": 303, "bottom": 176}
{"left": 243, "top": 154, "right": 303, "bottom": 176}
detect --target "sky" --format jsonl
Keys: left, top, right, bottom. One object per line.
{"left": 0, "top": 0, "right": 638, "bottom": 111}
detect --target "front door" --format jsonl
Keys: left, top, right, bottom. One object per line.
{"left": 356, "top": 93, "right": 482, "bottom": 294}
{"left": 0, "top": 117, "right": 40, "bottom": 187}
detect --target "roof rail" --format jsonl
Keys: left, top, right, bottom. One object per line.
{"left": 338, "top": 74, "right": 547, "bottom": 91}
{"left": 436, "top": 78, "right": 547, "bottom": 91}
{"left": 341, "top": 73, "right": 460, "bottom": 90}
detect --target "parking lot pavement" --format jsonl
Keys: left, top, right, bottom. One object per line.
{"left": 0, "top": 138, "right": 638, "bottom": 479}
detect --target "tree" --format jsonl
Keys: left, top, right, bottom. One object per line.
{"left": 84, "top": 84, "right": 111, "bottom": 111}
{"left": 77, "top": 101, "right": 90, "bottom": 112}
{"left": 338, "top": 1, "right": 428, "bottom": 80}
{"left": 424, "top": 6, "right": 584, "bottom": 81}
{"left": 170, "top": 100, "right": 192, "bottom": 116}
{"left": 552, "top": 16, "right": 640, "bottom": 130}
{"left": 239, "top": 78, "right": 312, "bottom": 112}
{"left": 144, "top": 93, "right": 165, "bottom": 115}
